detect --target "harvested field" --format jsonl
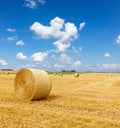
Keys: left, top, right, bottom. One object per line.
{"left": 0, "top": 71, "right": 120, "bottom": 128}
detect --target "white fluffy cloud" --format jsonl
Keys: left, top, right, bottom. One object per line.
{"left": 38, "top": 0, "right": 46, "bottom": 4}
{"left": 30, "top": 17, "right": 78, "bottom": 52}
{"left": 104, "top": 53, "right": 111, "bottom": 57}
{"left": 7, "top": 36, "right": 18, "bottom": 41}
{"left": 16, "top": 52, "right": 27, "bottom": 60}
{"left": 72, "top": 47, "right": 79, "bottom": 55}
{"left": 25, "top": 64, "right": 35, "bottom": 67}
{"left": 59, "top": 53, "right": 72, "bottom": 64}
{"left": 100, "top": 64, "right": 120, "bottom": 70}
{"left": 51, "top": 54, "right": 56, "bottom": 58}
{"left": 72, "top": 47, "right": 82, "bottom": 56}
{"left": 31, "top": 52, "right": 47, "bottom": 62}
{"left": 54, "top": 41, "right": 70, "bottom": 52}
{"left": 23, "top": 0, "right": 45, "bottom": 9}
{"left": 6, "top": 28, "right": 16, "bottom": 32}
{"left": 74, "top": 61, "right": 82, "bottom": 67}
{"left": 116, "top": 35, "right": 120, "bottom": 44}
{"left": 23, "top": 0, "right": 37, "bottom": 9}
{"left": 0, "top": 60, "right": 8, "bottom": 65}
{"left": 16, "top": 40, "right": 25, "bottom": 46}
{"left": 54, "top": 64, "right": 65, "bottom": 69}
{"left": 79, "top": 22, "right": 86, "bottom": 30}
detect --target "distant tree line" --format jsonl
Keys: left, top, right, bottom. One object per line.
{"left": 62, "top": 70, "right": 76, "bottom": 72}
{"left": 1, "top": 69, "right": 13, "bottom": 71}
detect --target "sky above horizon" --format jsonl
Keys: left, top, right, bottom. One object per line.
{"left": 0, "top": 0, "right": 120, "bottom": 72}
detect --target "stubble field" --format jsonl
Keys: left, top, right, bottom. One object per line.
{"left": 0, "top": 71, "right": 120, "bottom": 128}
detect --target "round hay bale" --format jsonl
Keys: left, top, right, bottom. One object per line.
{"left": 74, "top": 73, "right": 79, "bottom": 77}
{"left": 59, "top": 73, "right": 63, "bottom": 76}
{"left": 53, "top": 73, "right": 57, "bottom": 76}
{"left": 6, "top": 72, "right": 9, "bottom": 75}
{"left": 109, "top": 73, "right": 112, "bottom": 76}
{"left": 14, "top": 68, "right": 52, "bottom": 101}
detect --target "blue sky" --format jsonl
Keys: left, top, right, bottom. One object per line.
{"left": 0, "top": 0, "right": 120, "bottom": 72}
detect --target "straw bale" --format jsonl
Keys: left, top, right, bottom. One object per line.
{"left": 74, "top": 73, "right": 79, "bottom": 77}
{"left": 14, "top": 68, "right": 52, "bottom": 101}
{"left": 59, "top": 73, "right": 63, "bottom": 76}
{"left": 6, "top": 72, "right": 9, "bottom": 75}
{"left": 53, "top": 73, "right": 57, "bottom": 76}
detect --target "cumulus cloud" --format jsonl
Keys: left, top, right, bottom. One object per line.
{"left": 74, "top": 61, "right": 82, "bottom": 67}
{"left": 0, "top": 60, "right": 8, "bottom": 66}
{"left": 100, "top": 64, "right": 120, "bottom": 70}
{"left": 16, "top": 40, "right": 25, "bottom": 46}
{"left": 59, "top": 53, "right": 72, "bottom": 64}
{"left": 115, "top": 35, "right": 120, "bottom": 44}
{"left": 16, "top": 52, "right": 27, "bottom": 60}
{"left": 54, "top": 41, "right": 70, "bottom": 52}
{"left": 23, "top": 0, "right": 37, "bottom": 9}
{"left": 72, "top": 47, "right": 82, "bottom": 56}
{"left": 30, "top": 17, "right": 78, "bottom": 52}
{"left": 31, "top": 52, "right": 47, "bottom": 62}
{"left": 72, "top": 47, "right": 79, "bottom": 55}
{"left": 43, "top": 63, "right": 51, "bottom": 68}
{"left": 23, "top": 0, "right": 45, "bottom": 9}
{"left": 54, "top": 64, "right": 65, "bottom": 69}
{"left": 25, "top": 64, "right": 35, "bottom": 67}
{"left": 79, "top": 22, "right": 86, "bottom": 30}
{"left": 38, "top": 0, "right": 46, "bottom": 4}
{"left": 51, "top": 54, "right": 56, "bottom": 58}
{"left": 6, "top": 28, "right": 16, "bottom": 32}
{"left": 6, "top": 36, "right": 18, "bottom": 41}
{"left": 104, "top": 53, "right": 111, "bottom": 58}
